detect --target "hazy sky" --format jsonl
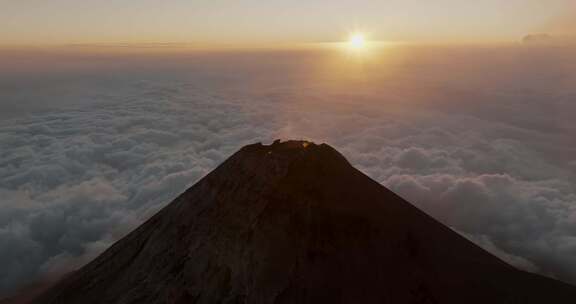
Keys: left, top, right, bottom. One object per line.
{"left": 1, "top": 0, "right": 573, "bottom": 45}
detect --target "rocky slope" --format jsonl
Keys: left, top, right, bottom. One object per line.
{"left": 33, "top": 140, "right": 576, "bottom": 303}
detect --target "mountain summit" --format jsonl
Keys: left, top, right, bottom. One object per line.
{"left": 33, "top": 140, "right": 576, "bottom": 303}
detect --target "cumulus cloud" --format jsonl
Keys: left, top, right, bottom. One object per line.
{"left": 0, "top": 94, "right": 260, "bottom": 295}
{"left": 1, "top": 46, "right": 576, "bottom": 296}
{"left": 457, "top": 231, "right": 540, "bottom": 273}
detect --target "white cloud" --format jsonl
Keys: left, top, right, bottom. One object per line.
{"left": 1, "top": 46, "right": 576, "bottom": 295}
{"left": 458, "top": 231, "right": 541, "bottom": 273}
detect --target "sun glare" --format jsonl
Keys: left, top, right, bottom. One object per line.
{"left": 348, "top": 33, "right": 366, "bottom": 50}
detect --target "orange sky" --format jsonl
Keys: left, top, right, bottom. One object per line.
{"left": 0, "top": 0, "right": 573, "bottom": 46}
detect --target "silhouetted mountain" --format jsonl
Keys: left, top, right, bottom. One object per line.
{"left": 32, "top": 140, "right": 576, "bottom": 303}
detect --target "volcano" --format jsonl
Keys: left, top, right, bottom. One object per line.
{"left": 33, "top": 140, "right": 576, "bottom": 303}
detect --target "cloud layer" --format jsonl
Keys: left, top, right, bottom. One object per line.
{"left": 1, "top": 45, "right": 576, "bottom": 296}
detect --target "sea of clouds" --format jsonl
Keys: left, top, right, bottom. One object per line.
{"left": 1, "top": 45, "right": 575, "bottom": 296}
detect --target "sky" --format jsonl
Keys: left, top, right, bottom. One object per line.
{"left": 0, "top": 0, "right": 574, "bottom": 46}
{"left": 1, "top": 0, "right": 576, "bottom": 299}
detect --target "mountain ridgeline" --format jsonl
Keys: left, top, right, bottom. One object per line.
{"left": 33, "top": 140, "right": 576, "bottom": 303}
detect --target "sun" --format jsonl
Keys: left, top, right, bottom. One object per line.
{"left": 348, "top": 32, "right": 367, "bottom": 50}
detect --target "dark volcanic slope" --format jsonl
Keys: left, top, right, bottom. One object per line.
{"left": 34, "top": 141, "right": 576, "bottom": 304}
